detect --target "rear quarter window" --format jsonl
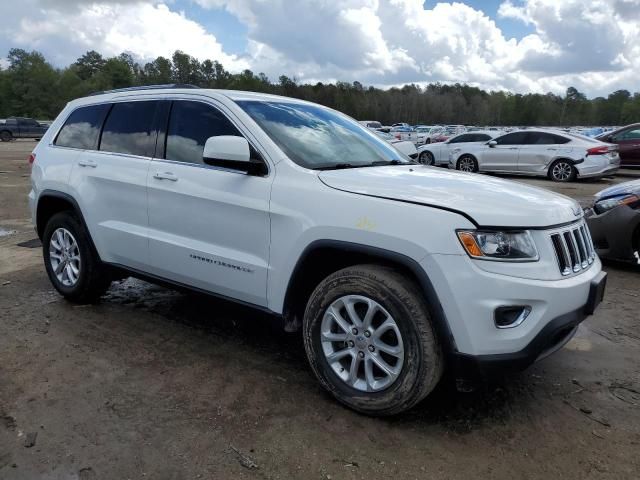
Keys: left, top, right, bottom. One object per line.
{"left": 54, "top": 104, "right": 109, "bottom": 150}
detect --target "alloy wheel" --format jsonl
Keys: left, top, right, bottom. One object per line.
{"left": 552, "top": 162, "right": 573, "bottom": 181}
{"left": 458, "top": 156, "right": 476, "bottom": 172}
{"left": 320, "top": 295, "right": 404, "bottom": 392}
{"left": 49, "top": 227, "right": 81, "bottom": 286}
{"left": 419, "top": 151, "right": 434, "bottom": 165}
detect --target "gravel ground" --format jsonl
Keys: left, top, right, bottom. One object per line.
{"left": 1, "top": 139, "right": 639, "bottom": 479}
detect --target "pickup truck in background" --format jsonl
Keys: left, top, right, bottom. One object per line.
{"left": 0, "top": 117, "right": 49, "bottom": 141}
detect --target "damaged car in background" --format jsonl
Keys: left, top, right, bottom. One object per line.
{"left": 585, "top": 179, "right": 640, "bottom": 265}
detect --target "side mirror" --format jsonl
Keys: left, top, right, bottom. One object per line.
{"left": 488, "top": 140, "right": 497, "bottom": 148}
{"left": 203, "top": 136, "right": 266, "bottom": 175}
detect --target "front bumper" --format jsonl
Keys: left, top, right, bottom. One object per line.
{"left": 421, "top": 253, "right": 603, "bottom": 358}
{"left": 585, "top": 205, "right": 640, "bottom": 263}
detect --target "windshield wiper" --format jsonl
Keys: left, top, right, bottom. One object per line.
{"left": 315, "top": 163, "right": 360, "bottom": 170}
{"left": 368, "top": 159, "right": 413, "bottom": 166}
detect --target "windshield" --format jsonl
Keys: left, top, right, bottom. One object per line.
{"left": 237, "top": 100, "right": 410, "bottom": 169}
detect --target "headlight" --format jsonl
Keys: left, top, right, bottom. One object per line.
{"left": 457, "top": 230, "right": 538, "bottom": 262}
{"left": 594, "top": 194, "right": 639, "bottom": 214}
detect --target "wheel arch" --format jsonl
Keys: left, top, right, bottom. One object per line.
{"left": 36, "top": 190, "right": 91, "bottom": 243}
{"left": 282, "top": 240, "right": 457, "bottom": 354}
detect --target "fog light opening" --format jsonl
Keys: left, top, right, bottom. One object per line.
{"left": 495, "top": 305, "right": 531, "bottom": 329}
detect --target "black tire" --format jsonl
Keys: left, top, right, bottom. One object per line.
{"left": 548, "top": 159, "right": 577, "bottom": 182}
{"left": 456, "top": 155, "right": 478, "bottom": 172}
{"left": 0, "top": 130, "right": 12, "bottom": 142}
{"left": 42, "top": 211, "right": 111, "bottom": 303}
{"left": 303, "top": 264, "right": 443, "bottom": 416}
{"left": 418, "top": 150, "right": 434, "bottom": 165}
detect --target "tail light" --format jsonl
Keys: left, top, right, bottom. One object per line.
{"left": 28, "top": 153, "right": 36, "bottom": 167}
{"left": 586, "top": 145, "right": 611, "bottom": 155}
{"left": 395, "top": 134, "right": 401, "bottom": 139}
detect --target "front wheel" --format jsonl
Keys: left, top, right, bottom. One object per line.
{"left": 303, "top": 265, "right": 443, "bottom": 416}
{"left": 0, "top": 131, "right": 12, "bottom": 142}
{"left": 43, "top": 211, "right": 112, "bottom": 303}
{"left": 418, "top": 151, "right": 434, "bottom": 165}
{"left": 457, "top": 155, "right": 478, "bottom": 172}
{"left": 548, "top": 160, "right": 577, "bottom": 182}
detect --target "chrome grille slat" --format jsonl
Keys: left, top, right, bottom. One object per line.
{"left": 551, "top": 222, "right": 596, "bottom": 276}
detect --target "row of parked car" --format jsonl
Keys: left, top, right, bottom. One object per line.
{"left": 362, "top": 121, "right": 640, "bottom": 182}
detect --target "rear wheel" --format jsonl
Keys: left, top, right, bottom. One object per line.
{"left": 0, "top": 131, "right": 12, "bottom": 142}
{"left": 303, "top": 264, "right": 443, "bottom": 416}
{"left": 43, "top": 211, "right": 112, "bottom": 303}
{"left": 418, "top": 151, "right": 434, "bottom": 165}
{"left": 457, "top": 155, "right": 478, "bottom": 172}
{"left": 548, "top": 160, "right": 577, "bottom": 182}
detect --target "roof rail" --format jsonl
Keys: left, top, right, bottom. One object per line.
{"left": 88, "top": 84, "right": 200, "bottom": 96}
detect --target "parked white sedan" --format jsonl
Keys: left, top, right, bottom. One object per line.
{"left": 448, "top": 129, "right": 620, "bottom": 182}
{"left": 416, "top": 131, "right": 497, "bottom": 166}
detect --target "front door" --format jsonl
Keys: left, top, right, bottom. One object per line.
{"left": 613, "top": 127, "right": 640, "bottom": 167}
{"left": 146, "top": 99, "right": 272, "bottom": 307}
{"left": 480, "top": 132, "right": 527, "bottom": 172}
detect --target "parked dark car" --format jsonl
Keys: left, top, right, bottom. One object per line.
{"left": 0, "top": 117, "right": 49, "bottom": 142}
{"left": 596, "top": 123, "right": 640, "bottom": 167}
{"left": 585, "top": 179, "right": 640, "bottom": 264}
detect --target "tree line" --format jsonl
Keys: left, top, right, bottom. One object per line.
{"left": 1, "top": 48, "right": 639, "bottom": 126}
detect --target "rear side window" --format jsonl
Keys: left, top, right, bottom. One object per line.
{"left": 55, "top": 104, "right": 109, "bottom": 150}
{"left": 165, "top": 101, "right": 241, "bottom": 165}
{"left": 526, "top": 132, "right": 571, "bottom": 145}
{"left": 474, "top": 134, "right": 492, "bottom": 141}
{"left": 100, "top": 101, "right": 159, "bottom": 157}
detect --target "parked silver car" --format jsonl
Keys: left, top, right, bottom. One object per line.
{"left": 417, "top": 131, "right": 497, "bottom": 166}
{"left": 448, "top": 129, "right": 620, "bottom": 182}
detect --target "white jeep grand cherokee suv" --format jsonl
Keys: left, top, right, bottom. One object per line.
{"left": 29, "top": 86, "right": 606, "bottom": 416}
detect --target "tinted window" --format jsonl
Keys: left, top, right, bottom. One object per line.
{"left": 165, "top": 101, "right": 241, "bottom": 165}
{"left": 19, "top": 118, "right": 39, "bottom": 126}
{"left": 55, "top": 104, "right": 109, "bottom": 150}
{"left": 100, "top": 101, "right": 158, "bottom": 157}
{"left": 495, "top": 132, "right": 529, "bottom": 145}
{"left": 449, "top": 134, "right": 477, "bottom": 143}
{"left": 474, "top": 134, "right": 492, "bottom": 141}
{"left": 525, "top": 132, "right": 571, "bottom": 145}
{"left": 618, "top": 128, "right": 640, "bottom": 140}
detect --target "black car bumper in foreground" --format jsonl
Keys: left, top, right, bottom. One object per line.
{"left": 452, "top": 271, "right": 607, "bottom": 379}
{"left": 585, "top": 205, "right": 640, "bottom": 264}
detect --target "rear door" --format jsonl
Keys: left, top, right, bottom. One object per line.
{"left": 146, "top": 99, "right": 272, "bottom": 307}
{"left": 612, "top": 127, "right": 640, "bottom": 166}
{"left": 517, "top": 132, "right": 570, "bottom": 174}
{"left": 480, "top": 132, "right": 527, "bottom": 172}
{"left": 67, "top": 100, "right": 159, "bottom": 270}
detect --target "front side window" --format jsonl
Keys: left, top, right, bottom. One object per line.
{"left": 165, "top": 101, "right": 242, "bottom": 165}
{"left": 55, "top": 104, "right": 109, "bottom": 150}
{"left": 495, "top": 132, "right": 529, "bottom": 145}
{"left": 617, "top": 128, "right": 640, "bottom": 141}
{"left": 237, "top": 100, "right": 409, "bottom": 169}
{"left": 100, "top": 101, "right": 158, "bottom": 157}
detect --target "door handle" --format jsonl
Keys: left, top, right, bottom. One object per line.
{"left": 78, "top": 159, "right": 97, "bottom": 168}
{"left": 153, "top": 172, "right": 178, "bottom": 181}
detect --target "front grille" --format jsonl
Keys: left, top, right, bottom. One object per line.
{"left": 550, "top": 223, "right": 596, "bottom": 276}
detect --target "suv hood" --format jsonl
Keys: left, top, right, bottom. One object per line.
{"left": 318, "top": 165, "right": 582, "bottom": 227}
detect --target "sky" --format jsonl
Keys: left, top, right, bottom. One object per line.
{"left": 0, "top": 0, "right": 638, "bottom": 98}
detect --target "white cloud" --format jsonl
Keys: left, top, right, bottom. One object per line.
{"left": 0, "top": 0, "right": 638, "bottom": 96}
{"left": 0, "top": 0, "right": 248, "bottom": 69}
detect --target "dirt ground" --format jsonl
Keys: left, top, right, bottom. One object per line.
{"left": 1, "top": 139, "right": 639, "bottom": 480}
